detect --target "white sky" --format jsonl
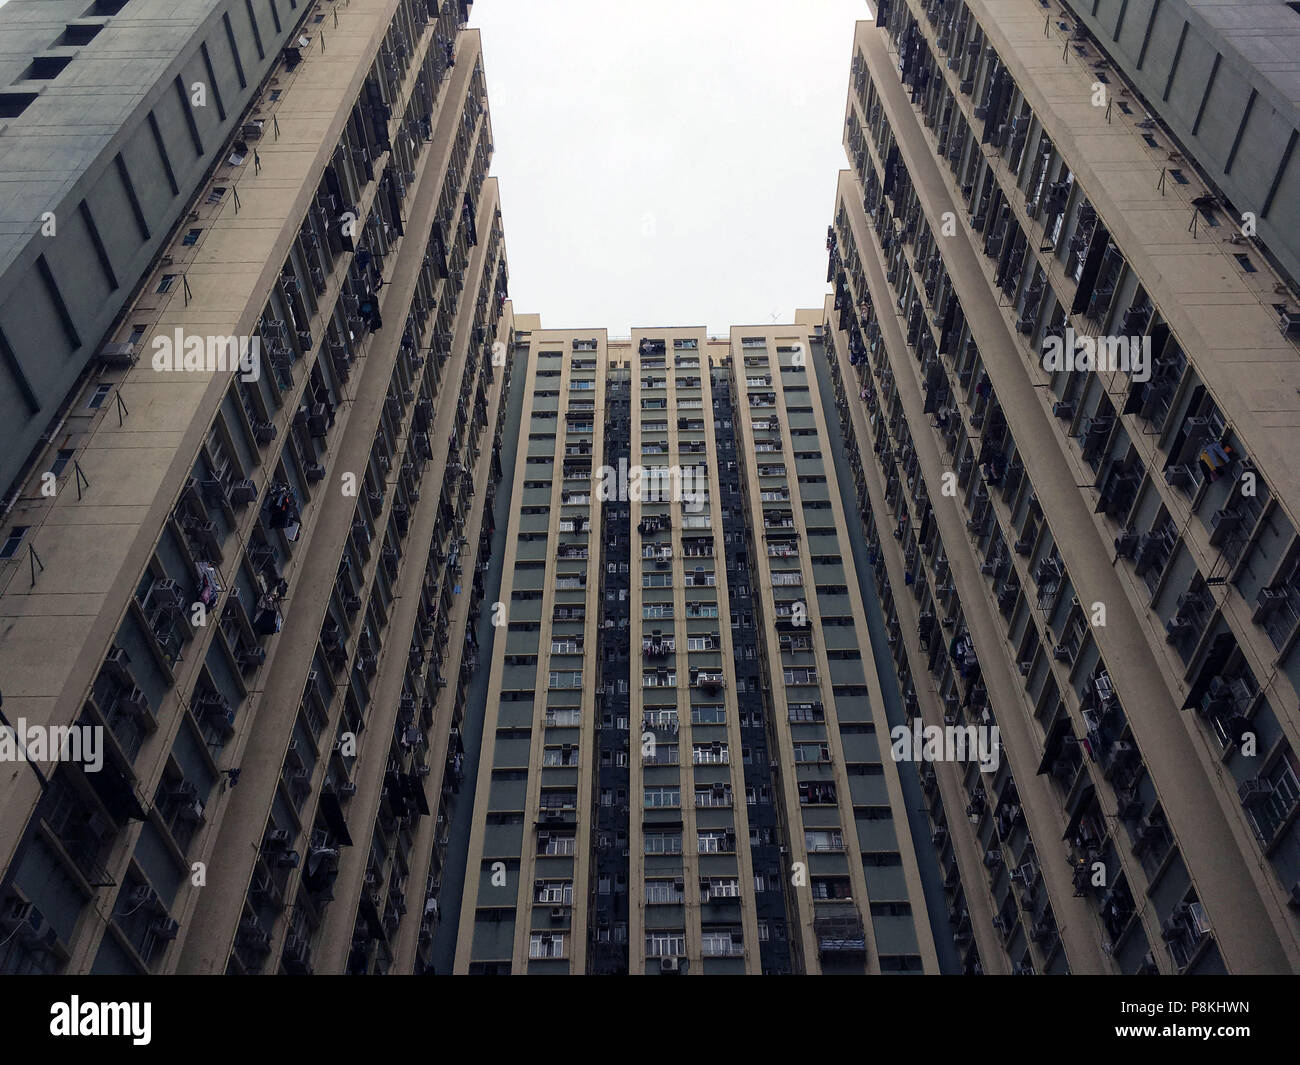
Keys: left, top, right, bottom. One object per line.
{"left": 469, "top": 0, "right": 871, "bottom": 335}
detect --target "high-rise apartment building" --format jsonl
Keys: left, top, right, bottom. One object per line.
{"left": 823, "top": 0, "right": 1300, "bottom": 974}
{"left": 3, "top": 0, "right": 1298, "bottom": 984}
{"left": 453, "top": 321, "right": 946, "bottom": 974}
{"left": 0, "top": 0, "right": 514, "bottom": 975}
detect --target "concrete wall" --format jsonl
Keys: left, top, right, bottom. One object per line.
{"left": 0, "top": 0, "right": 312, "bottom": 498}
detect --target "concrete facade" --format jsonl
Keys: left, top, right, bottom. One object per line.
{"left": 0, "top": 0, "right": 331, "bottom": 500}
{"left": 0, "top": 0, "right": 511, "bottom": 975}
{"left": 825, "top": 1, "right": 1300, "bottom": 973}
{"left": 1059, "top": 0, "right": 1300, "bottom": 287}
{"left": 453, "top": 322, "right": 944, "bottom": 974}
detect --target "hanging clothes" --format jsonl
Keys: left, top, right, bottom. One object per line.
{"left": 1198, "top": 440, "right": 1233, "bottom": 481}
{"left": 195, "top": 562, "right": 222, "bottom": 609}
{"left": 253, "top": 596, "right": 281, "bottom": 635}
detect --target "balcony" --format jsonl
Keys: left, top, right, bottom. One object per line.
{"left": 813, "top": 914, "right": 867, "bottom": 955}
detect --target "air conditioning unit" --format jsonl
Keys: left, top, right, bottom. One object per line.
{"left": 147, "top": 579, "right": 182, "bottom": 611}
{"left": 1052, "top": 401, "right": 1075, "bottom": 420}
{"left": 1253, "top": 586, "right": 1288, "bottom": 623}
{"left": 1175, "top": 417, "right": 1213, "bottom": 465}
{"left": 0, "top": 898, "right": 33, "bottom": 933}
{"left": 1118, "top": 797, "right": 1144, "bottom": 820}
{"left": 231, "top": 479, "right": 258, "bottom": 505}
{"left": 123, "top": 687, "right": 151, "bottom": 718}
{"left": 149, "top": 917, "right": 180, "bottom": 941}
{"left": 129, "top": 885, "right": 157, "bottom": 909}
{"left": 1208, "top": 508, "right": 1241, "bottom": 546}
{"left": 99, "top": 342, "right": 137, "bottom": 368}
{"left": 1237, "top": 777, "right": 1273, "bottom": 806}
{"left": 660, "top": 955, "right": 680, "bottom": 973}
{"left": 1114, "top": 532, "right": 1139, "bottom": 559}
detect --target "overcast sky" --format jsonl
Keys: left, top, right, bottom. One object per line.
{"left": 469, "top": 0, "right": 870, "bottom": 335}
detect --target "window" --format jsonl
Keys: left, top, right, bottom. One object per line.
{"left": 644, "top": 832, "right": 682, "bottom": 854}
{"left": 645, "top": 743, "right": 678, "bottom": 766}
{"left": 697, "top": 829, "right": 733, "bottom": 853}
{"left": 529, "top": 933, "right": 565, "bottom": 958}
{"left": 643, "top": 707, "right": 678, "bottom": 729}
{"left": 0, "top": 526, "right": 29, "bottom": 560}
{"left": 798, "top": 781, "right": 837, "bottom": 805}
{"left": 695, "top": 784, "right": 731, "bottom": 808}
{"left": 535, "top": 881, "right": 573, "bottom": 905}
{"left": 1234, "top": 253, "right": 1257, "bottom": 274}
{"left": 646, "top": 931, "right": 686, "bottom": 957}
{"left": 539, "top": 788, "right": 578, "bottom": 812}
{"left": 23, "top": 56, "right": 73, "bottom": 80}
{"left": 49, "top": 449, "right": 75, "bottom": 476}
{"left": 702, "top": 878, "right": 741, "bottom": 899}
{"left": 156, "top": 273, "right": 178, "bottom": 293}
{"left": 692, "top": 742, "right": 729, "bottom": 765}
{"left": 793, "top": 742, "right": 831, "bottom": 763}
{"left": 805, "top": 828, "right": 845, "bottom": 852}
{"left": 780, "top": 702, "right": 821, "bottom": 723}
{"left": 0, "top": 92, "right": 38, "bottom": 119}
{"left": 205, "top": 186, "right": 227, "bottom": 204}
{"left": 700, "top": 928, "right": 744, "bottom": 956}
{"left": 60, "top": 23, "right": 104, "bottom": 45}
{"left": 86, "top": 383, "right": 113, "bottom": 409}
{"left": 645, "top": 880, "right": 684, "bottom": 904}
{"left": 541, "top": 834, "right": 576, "bottom": 856}
{"left": 644, "top": 786, "right": 680, "bottom": 808}
{"left": 182, "top": 228, "right": 202, "bottom": 246}
{"left": 1246, "top": 747, "right": 1300, "bottom": 845}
